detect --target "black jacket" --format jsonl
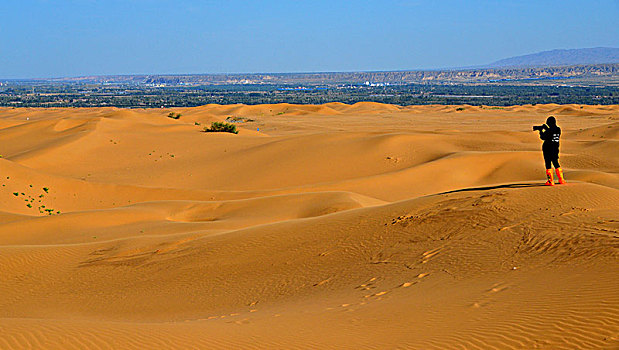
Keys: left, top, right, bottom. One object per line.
{"left": 540, "top": 125, "right": 561, "bottom": 151}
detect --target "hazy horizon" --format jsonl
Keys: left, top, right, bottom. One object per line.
{"left": 1, "top": 0, "right": 618, "bottom": 79}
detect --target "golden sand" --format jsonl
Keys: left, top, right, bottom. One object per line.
{"left": 0, "top": 103, "right": 617, "bottom": 349}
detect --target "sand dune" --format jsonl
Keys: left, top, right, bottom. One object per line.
{"left": 0, "top": 103, "right": 618, "bottom": 349}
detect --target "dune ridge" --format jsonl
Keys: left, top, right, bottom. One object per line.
{"left": 1, "top": 103, "right": 618, "bottom": 349}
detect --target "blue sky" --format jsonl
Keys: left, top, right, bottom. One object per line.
{"left": 1, "top": 0, "right": 618, "bottom": 78}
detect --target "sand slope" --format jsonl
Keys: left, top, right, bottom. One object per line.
{"left": 0, "top": 104, "right": 618, "bottom": 349}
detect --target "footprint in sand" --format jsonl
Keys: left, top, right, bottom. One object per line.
{"left": 400, "top": 273, "right": 429, "bottom": 288}
{"left": 314, "top": 277, "right": 332, "bottom": 286}
{"left": 421, "top": 248, "right": 441, "bottom": 264}
{"left": 364, "top": 291, "right": 388, "bottom": 298}
{"left": 355, "top": 277, "right": 378, "bottom": 290}
{"left": 488, "top": 283, "right": 509, "bottom": 293}
{"left": 471, "top": 302, "right": 487, "bottom": 308}
{"left": 232, "top": 318, "right": 251, "bottom": 325}
{"left": 471, "top": 282, "right": 510, "bottom": 308}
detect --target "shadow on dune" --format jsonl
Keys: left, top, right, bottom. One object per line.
{"left": 439, "top": 182, "right": 546, "bottom": 195}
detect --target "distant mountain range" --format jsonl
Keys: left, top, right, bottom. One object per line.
{"left": 483, "top": 47, "right": 619, "bottom": 68}
{"left": 48, "top": 63, "right": 619, "bottom": 86}
{"left": 12, "top": 48, "right": 619, "bottom": 87}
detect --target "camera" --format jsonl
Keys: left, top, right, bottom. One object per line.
{"left": 533, "top": 124, "right": 547, "bottom": 131}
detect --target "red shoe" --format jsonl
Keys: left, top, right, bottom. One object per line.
{"left": 545, "top": 169, "right": 554, "bottom": 186}
{"left": 555, "top": 168, "right": 566, "bottom": 184}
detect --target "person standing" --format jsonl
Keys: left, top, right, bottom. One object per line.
{"left": 536, "top": 116, "right": 566, "bottom": 186}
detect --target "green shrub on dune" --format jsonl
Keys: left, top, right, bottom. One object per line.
{"left": 203, "top": 122, "right": 239, "bottom": 134}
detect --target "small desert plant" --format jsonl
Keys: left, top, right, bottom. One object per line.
{"left": 203, "top": 122, "right": 238, "bottom": 134}
{"left": 167, "top": 112, "right": 181, "bottom": 119}
{"left": 456, "top": 107, "right": 465, "bottom": 111}
{"left": 225, "top": 116, "right": 254, "bottom": 123}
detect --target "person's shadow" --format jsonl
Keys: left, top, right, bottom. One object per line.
{"left": 438, "top": 182, "right": 546, "bottom": 195}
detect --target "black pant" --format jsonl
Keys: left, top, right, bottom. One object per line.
{"left": 543, "top": 147, "right": 560, "bottom": 169}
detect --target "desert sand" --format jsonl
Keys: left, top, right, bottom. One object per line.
{"left": 0, "top": 103, "right": 617, "bottom": 349}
